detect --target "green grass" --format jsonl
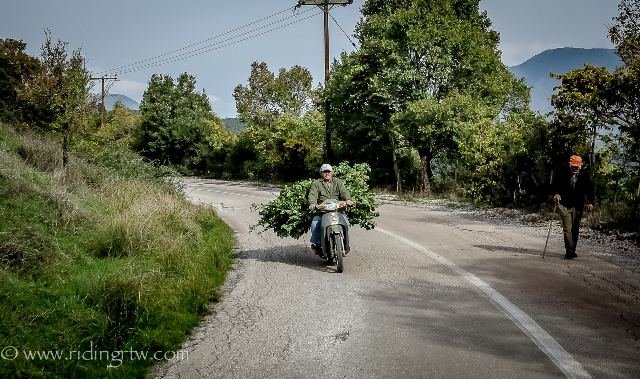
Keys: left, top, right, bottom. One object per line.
{"left": 0, "top": 124, "right": 235, "bottom": 378}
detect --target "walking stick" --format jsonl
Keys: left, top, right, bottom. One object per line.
{"left": 542, "top": 202, "right": 557, "bottom": 259}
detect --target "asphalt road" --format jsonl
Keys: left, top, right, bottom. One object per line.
{"left": 153, "top": 180, "right": 640, "bottom": 379}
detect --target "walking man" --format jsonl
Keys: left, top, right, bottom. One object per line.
{"left": 551, "top": 155, "right": 595, "bottom": 259}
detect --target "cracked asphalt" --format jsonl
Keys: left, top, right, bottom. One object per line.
{"left": 152, "top": 180, "right": 640, "bottom": 379}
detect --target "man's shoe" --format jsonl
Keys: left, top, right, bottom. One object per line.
{"left": 311, "top": 244, "right": 324, "bottom": 258}
{"left": 564, "top": 252, "right": 577, "bottom": 259}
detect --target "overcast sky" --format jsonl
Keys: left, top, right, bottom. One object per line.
{"left": 0, "top": 0, "right": 619, "bottom": 118}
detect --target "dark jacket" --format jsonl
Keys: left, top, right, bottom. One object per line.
{"left": 551, "top": 165, "right": 595, "bottom": 208}
{"left": 308, "top": 177, "right": 351, "bottom": 206}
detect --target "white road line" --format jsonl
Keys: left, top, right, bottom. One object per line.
{"left": 376, "top": 227, "right": 592, "bottom": 379}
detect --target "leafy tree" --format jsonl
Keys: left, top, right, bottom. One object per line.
{"left": 235, "top": 111, "right": 323, "bottom": 181}
{"left": 609, "top": 0, "right": 640, "bottom": 178}
{"left": 233, "top": 62, "right": 315, "bottom": 127}
{"left": 550, "top": 65, "right": 615, "bottom": 166}
{"left": 609, "top": 68, "right": 640, "bottom": 174}
{"left": 325, "top": 0, "right": 531, "bottom": 196}
{"left": 549, "top": 0, "right": 640, "bottom": 215}
{"left": 18, "top": 31, "right": 94, "bottom": 167}
{"left": 0, "top": 39, "right": 39, "bottom": 123}
{"left": 609, "top": 0, "right": 640, "bottom": 70}
{"left": 453, "top": 98, "right": 535, "bottom": 203}
{"left": 231, "top": 62, "right": 321, "bottom": 181}
{"left": 98, "top": 101, "right": 141, "bottom": 147}
{"left": 137, "top": 72, "right": 220, "bottom": 174}
{"left": 324, "top": 51, "right": 398, "bottom": 189}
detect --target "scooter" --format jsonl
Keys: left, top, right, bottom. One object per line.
{"left": 315, "top": 199, "right": 350, "bottom": 273}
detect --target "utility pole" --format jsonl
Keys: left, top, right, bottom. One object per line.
{"left": 296, "top": 0, "right": 353, "bottom": 161}
{"left": 90, "top": 75, "right": 117, "bottom": 128}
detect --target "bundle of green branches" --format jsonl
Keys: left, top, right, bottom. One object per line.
{"left": 253, "top": 162, "right": 379, "bottom": 239}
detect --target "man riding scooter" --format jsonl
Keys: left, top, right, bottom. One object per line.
{"left": 308, "top": 164, "right": 353, "bottom": 258}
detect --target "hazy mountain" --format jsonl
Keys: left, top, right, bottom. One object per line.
{"left": 222, "top": 117, "right": 245, "bottom": 133}
{"left": 508, "top": 47, "right": 621, "bottom": 114}
{"left": 104, "top": 94, "right": 139, "bottom": 111}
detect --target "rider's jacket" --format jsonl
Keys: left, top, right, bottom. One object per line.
{"left": 307, "top": 177, "right": 351, "bottom": 206}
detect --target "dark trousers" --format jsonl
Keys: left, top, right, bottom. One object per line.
{"left": 558, "top": 204, "right": 583, "bottom": 255}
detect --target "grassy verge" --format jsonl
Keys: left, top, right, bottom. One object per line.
{"left": 0, "top": 124, "right": 235, "bottom": 378}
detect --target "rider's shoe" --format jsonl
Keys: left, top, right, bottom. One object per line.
{"left": 311, "top": 244, "right": 325, "bottom": 258}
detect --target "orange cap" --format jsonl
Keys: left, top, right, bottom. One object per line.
{"left": 569, "top": 155, "right": 583, "bottom": 167}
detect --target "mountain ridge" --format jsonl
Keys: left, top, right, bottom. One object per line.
{"left": 508, "top": 47, "right": 621, "bottom": 113}
{"left": 104, "top": 94, "right": 139, "bottom": 111}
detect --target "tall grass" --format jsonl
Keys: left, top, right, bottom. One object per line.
{"left": 0, "top": 124, "right": 235, "bottom": 378}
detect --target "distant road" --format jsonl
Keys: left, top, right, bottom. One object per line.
{"left": 154, "top": 180, "right": 640, "bottom": 378}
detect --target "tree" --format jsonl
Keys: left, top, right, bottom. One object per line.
{"left": 550, "top": 65, "right": 615, "bottom": 167}
{"left": 0, "top": 39, "right": 39, "bottom": 123}
{"left": 609, "top": 0, "right": 640, "bottom": 176}
{"left": 18, "top": 31, "right": 94, "bottom": 167}
{"left": 609, "top": 0, "right": 640, "bottom": 204}
{"left": 233, "top": 62, "right": 315, "bottom": 128}
{"left": 231, "top": 62, "right": 321, "bottom": 180}
{"left": 549, "top": 0, "right": 640, "bottom": 211}
{"left": 324, "top": 50, "right": 399, "bottom": 190}
{"left": 137, "top": 72, "right": 219, "bottom": 174}
{"left": 325, "top": 0, "right": 531, "bottom": 194}
{"left": 609, "top": 68, "right": 640, "bottom": 173}
{"left": 391, "top": 95, "right": 460, "bottom": 194}
{"left": 609, "top": 0, "right": 640, "bottom": 70}
{"left": 97, "top": 101, "right": 141, "bottom": 148}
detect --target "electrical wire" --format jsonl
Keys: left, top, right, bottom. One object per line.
{"left": 330, "top": 13, "right": 357, "bottom": 48}
{"left": 99, "top": 6, "right": 309, "bottom": 76}
{"left": 104, "top": 78, "right": 117, "bottom": 96}
{"left": 107, "top": 11, "right": 321, "bottom": 76}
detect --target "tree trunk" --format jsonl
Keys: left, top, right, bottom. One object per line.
{"left": 419, "top": 154, "right": 431, "bottom": 195}
{"left": 426, "top": 155, "right": 434, "bottom": 183}
{"left": 590, "top": 121, "right": 597, "bottom": 170}
{"left": 390, "top": 133, "right": 402, "bottom": 193}
{"left": 62, "top": 123, "right": 69, "bottom": 169}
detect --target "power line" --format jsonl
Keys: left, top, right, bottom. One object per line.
{"left": 107, "top": 11, "right": 321, "bottom": 76}
{"left": 99, "top": 5, "right": 298, "bottom": 75}
{"left": 109, "top": 11, "right": 320, "bottom": 75}
{"left": 330, "top": 13, "right": 357, "bottom": 48}
{"left": 99, "top": 6, "right": 309, "bottom": 76}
